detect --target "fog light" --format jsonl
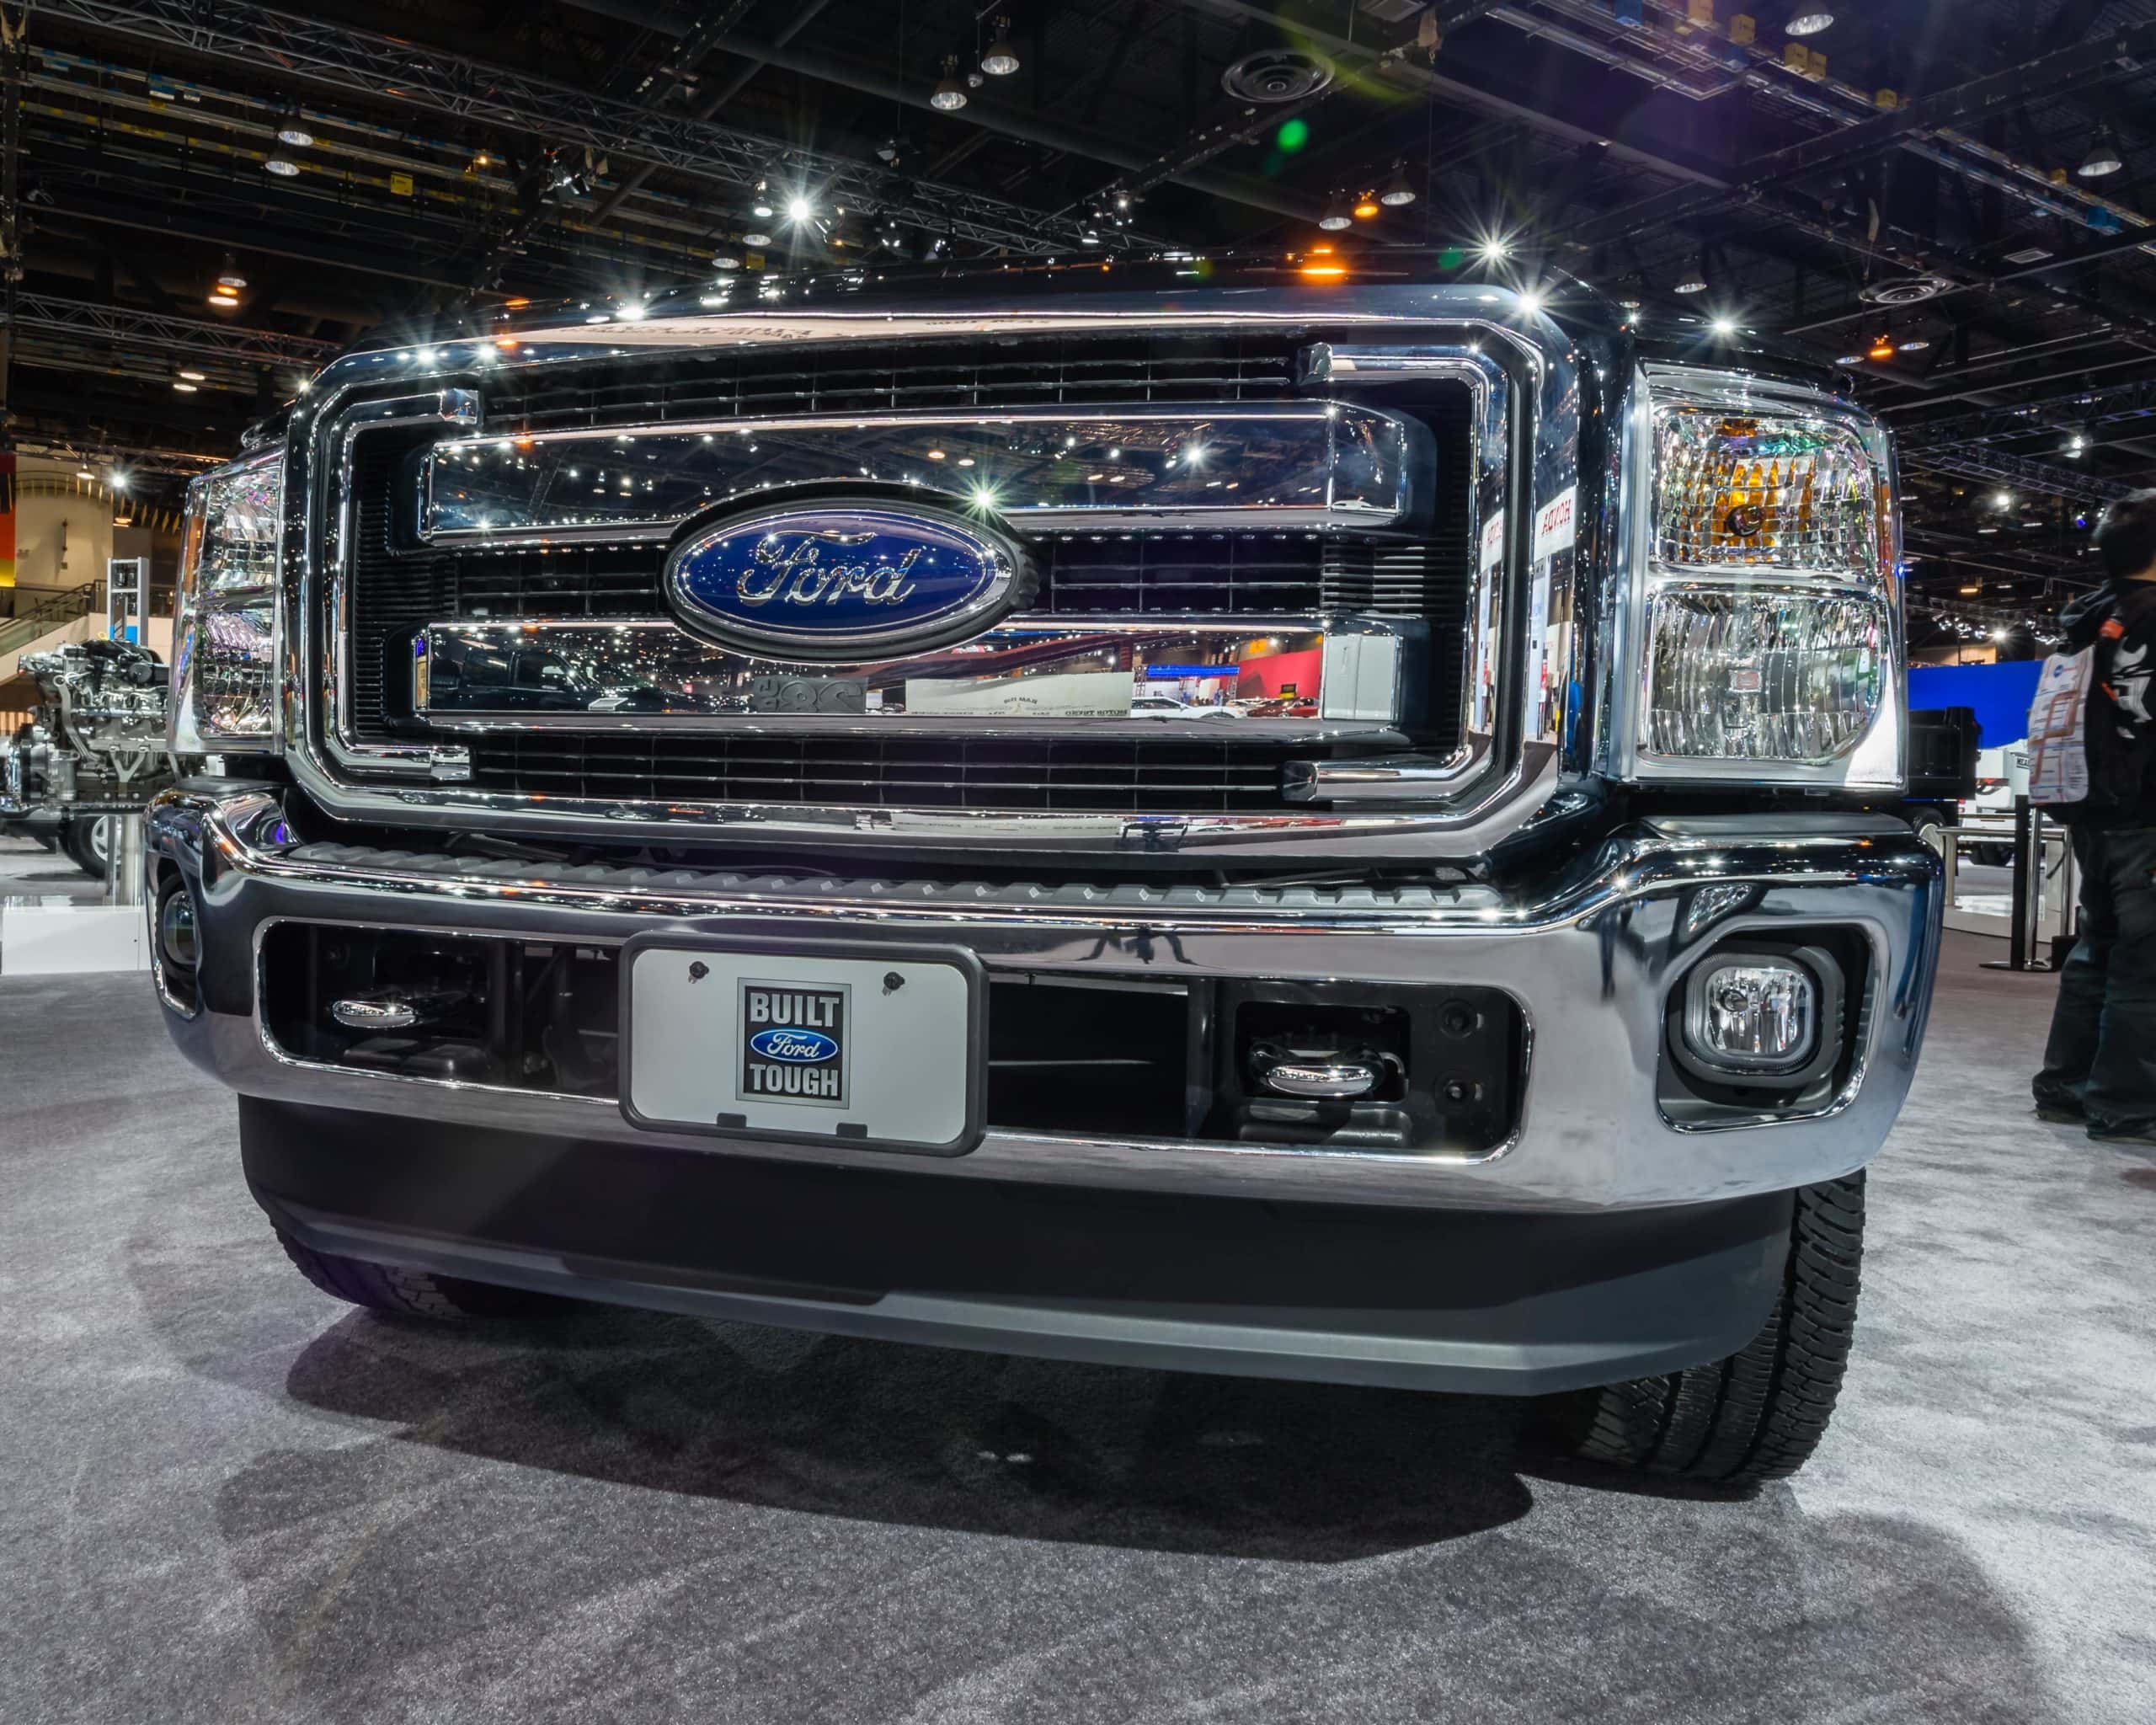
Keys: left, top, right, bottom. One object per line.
{"left": 1696, "top": 962, "right": 1815, "bottom": 1068}
{"left": 1673, "top": 944, "right": 1844, "bottom": 1090}
{"left": 157, "top": 885, "right": 200, "bottom": 970}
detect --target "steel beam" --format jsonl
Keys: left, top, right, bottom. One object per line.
{"left": 3, "top": 292, "right": 338, "bottom": 368}
{"left": 35, "top": 0, "right": 1112, "bottom": 255}
{"left": 1572, "top": 21, "right": 2156, "bottom": 247}
{"left": 1901, "top": 445, "right": 2130, "bottom": 504}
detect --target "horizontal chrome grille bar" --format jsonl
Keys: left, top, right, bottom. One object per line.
{"left": 414, "top": 614, "right": 1421, "bottom": 734}
{"left": 420, "top": 404, "right": 1422, "bottom": 544}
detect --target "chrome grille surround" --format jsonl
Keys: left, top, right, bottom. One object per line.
{"left": 280, "top": 287, "right": 1582, "bottom": 858}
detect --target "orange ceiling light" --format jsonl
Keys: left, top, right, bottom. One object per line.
{"left": 1866, "top": 333, "right": 1895, "bottom": 361}
{"left": 1352, "top": 194, "right": 1381, "bottom": 219}
{"left": 1300, "top": 261, "right": 1348, "bottom": 280}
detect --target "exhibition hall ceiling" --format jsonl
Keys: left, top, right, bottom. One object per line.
{"left": 5, "top": 0, "right": 2154, "bottom": 637}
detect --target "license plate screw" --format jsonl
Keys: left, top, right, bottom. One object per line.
{"left": 883, "top": 971, "right": 905, "bottom": 994}
{"left": 688, "top": 960, "right": 710, "bottom": 982}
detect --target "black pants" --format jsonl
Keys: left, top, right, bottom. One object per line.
{"left": 2036, "top": 825, "right": 2156, "bottom": 1128}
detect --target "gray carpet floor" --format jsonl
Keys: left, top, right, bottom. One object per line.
{"left": 3, "top": 935, "right": 2153, "bottom": 1724}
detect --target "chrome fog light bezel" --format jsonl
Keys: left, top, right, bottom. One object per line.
{"left": 1671, "top": 943, "right": 1843, "bottom": 1092}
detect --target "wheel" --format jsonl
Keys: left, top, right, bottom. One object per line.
{"left": 275, "top": 1229, "right": 560, "bottom": 1320}
{"left": 1570, "top": 1172, "right": 1865, "bottom": 1488}
{"left": 61, "top": 814, "right": 112, "bottom": 879}
{"left": 1908, "top": 808, "right": 1947, "bottom": 856}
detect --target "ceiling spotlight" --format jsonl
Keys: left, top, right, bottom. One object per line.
{"left": 1960, "top": 584, "right": 1982, "bottom": 595}
{"left": 2077, "top": 124, "right": 2124, "bottom": 179}
{"left": 1993, "top": 490, "right": 2015, "bottom": 509}
{"left": 172, "top": 377, "right": 199, "bottom": 394}
{"left": 109, "top": 471, "right": 130, "bottom": 493}
{"left": 786, "top": 194, "right": 814, "bottom": 223}
{"left": 177, "top": 366, "right": 207, "bottom": 382}
{"left": 1673, "top": 274, "right": 1706, "bottom": 295}
{"left": 207, "top": 287, "right": 239, "bottom": 308}
{"left": 1785, "top": 7, "right": 1834, "bottom": 35}
{"left": 1352, "top": 194, "right": 1382, "bottom": 220}
{"left": 1318, "top": 191, "right": 1353, "bottom": 232}
{"left": 1836, "top": 352, "right": 1865, "bottom": 366}
{"left": 276, "top": 124, "right": 312, "bottom": 148}
{"left": 1380, "top": 161, "right": 1417, "bottom": 207}
{"left": 265, "top": 155, "right": 300, "bottom": 177}
{"left": 1866, "top": 333, "right": 1895, "bottom": 361}
{"left": 1710, "top": 315, "right": 1739, "bottom": 337}
{"left": 980, "top": 16, "right": 1020, "bottom": 77}
{"left": 75, "top": 467, "right": 92, "bottom": 481}
{"left": 750, "top": 179, "right": 774, "bottom": 218}
{"left": 215, "top": 254, "right": 247, "bottom": 291}
{"left": 743, "top": 229, "right": 773, "bottom": 247}
{"left": 1518, "top": 291, "right": 1545, "bottom": 316}
{"left": 2064, "top": 432, "right": 2089, "bottom": 457}
{"left": 1480, "top": 238, "right": 1509, "bottom": 263}
{"left": 1080, "top": 227, "right": 1102, "bottom": 246}
{"left": 711, "top": 254, "right": 741, "bottom": 272}
{"left": 1898, "top": 337, "right": 1931, "bottom": 352}
{"left": 931, "top": 55, "right": 969, "bottom": 110}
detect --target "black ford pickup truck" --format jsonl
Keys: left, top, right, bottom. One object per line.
{"left": 147, "top": 254, "right": 1940, "bottom": 1487}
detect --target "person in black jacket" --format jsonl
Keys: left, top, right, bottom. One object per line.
{"left": 2033, "top": 489, "right": 2156, "bottom": 1144}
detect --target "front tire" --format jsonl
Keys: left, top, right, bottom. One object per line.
{"left": 1572, "top": 1172, "right": 1865, "bottom": 1488}
{"left": 276, "top": 1230, "right": 559, "bottom": 1320}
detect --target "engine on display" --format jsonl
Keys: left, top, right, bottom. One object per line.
{"left": 2, "top": 638, "right": 175, "bottom": 878}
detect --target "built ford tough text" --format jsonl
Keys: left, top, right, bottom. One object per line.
{"left": 147, "top": 256, "right": 1940, "bottom": 1488}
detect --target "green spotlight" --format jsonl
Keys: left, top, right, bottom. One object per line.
{"left": 1276, "top": 118, "right": 1310, "bottom": 153}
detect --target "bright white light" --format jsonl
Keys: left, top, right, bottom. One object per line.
{"left": 1993, "top": 490, "right": 2014, "bottom": 510}
{"left": 1480, "top": 238, "right": 1508, "bottom": 263}
{"left": 1710, "top": 315, "right": 1738, "bottom": 337}
{"left": 786, "top": 195, "right": 814, "bottom": 223}
{"left": 970, "top": 483, "right": 1000, "bottom": 511}
{"left": 617, "top": 301, "right": 647, "bottom": 322}
{"left": 109, "top": 471, "right": 131, "bottom": 493}
{"left": 1517, "top": 291, "right": 1544, "bottom": 316}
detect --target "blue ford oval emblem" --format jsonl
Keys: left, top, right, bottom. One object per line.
{"left": 664, "top": 495, "right": 1034, "bottom": 661}
{"left": 747, "top": 1027, "right": 840, "bottom": 1063}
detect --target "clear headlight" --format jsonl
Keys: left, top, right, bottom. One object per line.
{"left": 1623, "top": 366, "right": 1902, "bottom": 788}
{"left": 173, "top": 451, "right": 285, "bottom": 750}
{"left": 1643, "top": 587, "right": 1886, "bottom": 763}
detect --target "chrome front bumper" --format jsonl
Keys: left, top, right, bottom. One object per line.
{"left": 147, "top": 781, "right": 1942, "bottom": 1215}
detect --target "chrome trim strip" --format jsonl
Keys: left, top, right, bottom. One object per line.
{"left": 281, "top": 289, "right": 1578, "bottom": 852}
{"left": 414, "top": 613, "right": 1417, "bottom": 734}
{"left": 314, "top": 389, "right": 481, "bottom": 780}
{"left": 151, "top": 781, "right": 1940, "bottom": 1213}
{"left": 420, "top": 404, "right": 1422, "bottom": 544}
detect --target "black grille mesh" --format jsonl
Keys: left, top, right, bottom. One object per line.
{"left": 485, "top": 333, "right": 1297, "bottom": 432}
{"left": 464, "top": 733, "right": 1314, "bottom": 814}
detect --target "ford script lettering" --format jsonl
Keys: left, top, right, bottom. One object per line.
{"left": 747, "top": 1028, "right": 839, "bottom": 1063}
{"left": 664, "top": 497, "right": 1034, "bottom": 661}
{"left": 736, "top": 537, "right": 923, "bottom": 609}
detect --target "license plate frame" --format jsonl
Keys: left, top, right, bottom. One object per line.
{"left": 617, "top": 934, "right": 987, "bottom": 1156}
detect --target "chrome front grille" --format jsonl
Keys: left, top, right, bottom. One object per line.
{"left": 334, "top": 331, "right": 1482, "bottom": 820}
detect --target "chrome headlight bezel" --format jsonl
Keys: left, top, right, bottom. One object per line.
{"left": 1606, "top": 364, "right": 1904, "bottom": 790}
{"left": 173, "top": 448, "right": 286, "bottom": 753}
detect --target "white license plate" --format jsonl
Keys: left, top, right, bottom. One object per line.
{"left": 620, "top": 938, "right": 983, "bottom": 1154}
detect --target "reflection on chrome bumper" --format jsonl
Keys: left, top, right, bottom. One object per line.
{"left": 147, "top": 780, "right": 1941, "bottom": 1214}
